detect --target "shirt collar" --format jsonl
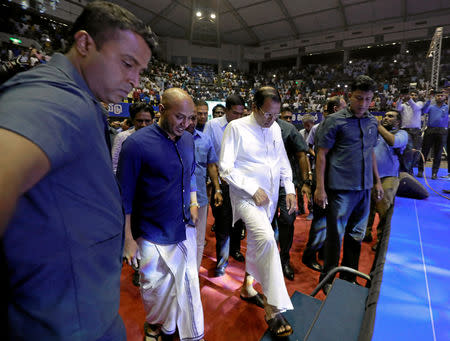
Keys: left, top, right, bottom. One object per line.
{"left": 48, "top": 53, "right": 97, "bottom": 102}
{"left": 343, "top": 107, "right": 369, "bottom": 118}
{"left": 218, "top": 115, "right": 228, "bottom": 128}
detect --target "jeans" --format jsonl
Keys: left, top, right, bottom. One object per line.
{"left": 323, "top": 189, "right": 371, "bottom": 278}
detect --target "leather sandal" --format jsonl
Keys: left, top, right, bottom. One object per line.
{"left": 265, "top": 313, "right": 293, "bottom": 337}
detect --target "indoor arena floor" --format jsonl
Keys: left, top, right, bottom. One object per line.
{"left": 372, "top": 168, "right": 450, "bottom": 341}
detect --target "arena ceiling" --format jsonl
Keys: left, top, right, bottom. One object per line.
{"left": 108, "top": 0, "right": 450, "bottom": 46}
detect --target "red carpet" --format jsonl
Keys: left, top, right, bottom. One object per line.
{"left": 119, "top": 208, "right": 377, "bottom": 340}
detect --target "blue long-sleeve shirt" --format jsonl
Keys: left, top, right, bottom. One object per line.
{"left": 117, "top": 123, "right": 196, "bottom": 244}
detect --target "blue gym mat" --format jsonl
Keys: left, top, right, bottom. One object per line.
{"left": 372, "top": 168, "right": 450, "bottom": 341}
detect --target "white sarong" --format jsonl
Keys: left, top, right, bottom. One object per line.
{"left": 137, "top": 227, "right": 204, "bottom": 341}
{"left": 234, "top": 198, "right": 293, "bottom": 311}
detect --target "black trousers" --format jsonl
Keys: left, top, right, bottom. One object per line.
{"left": 273, "top": 187, "right": 296, "bottom": 265}
{"left": 418, "top": 127, "right": 447, "bottom": 175}
{"left": 210, "top": 183, "right": 242, "bottom": 270}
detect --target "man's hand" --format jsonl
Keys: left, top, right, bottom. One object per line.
{"left": 314, "top": 187, "right": 328, "bottom": 209}
{"left": 286, "top": 193, "right": 297, "bottom": 215}
{"left": 253, "top": 187, "right": 270, "bottom": 206}
{"left": 374, "top": 181, "right": 384, "bottom": 202}
{"left": 190, "top": 206, "right": 199, "bottom": 225}
{"left": 123, "top": 237, "right": 140, "bottom": 268}
{"left": 213, "top": 191, "right": 223, "bottom": 207}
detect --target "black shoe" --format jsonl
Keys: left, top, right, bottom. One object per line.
{"left": 282, "top": 263, "right": 295, "bottom": 280}
{"left": 302, "top": 251, "right": 323, "bottom": 272}
{"left": 363, "top": 234, "right": 373, "bottom": 243}
{"left": 240, "top": 227, "right": 246, "bottom": 240}
{"left": 417, "top": 171, "right": 423, "bottom": 178}
{"left": 322, "top": 283, "right": 332, "bottom": 295}
{"left": 214, "top": 266, "right": 225, "bottom": 277}
{"left": 231, "top": 251, "right": 245, "bottom": 262}
{"left": 132, "top": 269, "right": 140, "bottom": 287}
{"left": 431, "top": 173, "right": 437, "bottom": 180}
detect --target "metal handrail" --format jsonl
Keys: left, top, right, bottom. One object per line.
{"left": 310, "top": 266, "right": 371, "bottom": 297}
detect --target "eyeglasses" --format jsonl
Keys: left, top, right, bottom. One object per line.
{"left": 258, "top": 107, "right": 280, "bottom": 119}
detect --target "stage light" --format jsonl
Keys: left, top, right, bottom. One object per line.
{"left": 344, "top": 85, "right": 348, "bottom": 88}
{"left": 406, "top": 50, "right": 409, "bottom": 53}
{"left": 394, "top": 59, "right": 397, "bottom": 62}
{"left": 196, "top": 11, "right": 202, "bottom": 17}
{"left": 273, "top": 74, "right": 276, "bottom": 77}
{"left": 229, "top": 64, "right": 232, "bottom": 67}
{"left": 337, "top": 84, "right": 341, "bottom": 87}
{"left": 349, "top": 60, "right": 352, "bottom": 64}
{"left": 210, "top": 13, "right": 216, "bottom": 19}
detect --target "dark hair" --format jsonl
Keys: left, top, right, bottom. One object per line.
{"left": 225, "top": 94, "right": 245, "bottom": 110}
{"left": 67, "top": 1, "right": 158, "bottom": 52}
{"left": 280, "top": 107, "right": 293, "bottom": 115}
{"left": 212, "top": 104, "right": 225, "bottom": 113}
{"left": 326, "top": 96, "right": 342, "bottom": 113}
{"left": 351, "top": 75, "right": 377, "bottom": 93}
{"left": 195, "top": 99, "right": 208, "bottom": 108}
{"left": 129, "top": 102, "right": 155, "bottom": 120}
{"left": 387, "top": 109, "right": 402, "bottom": 127}
{"left": 253, "top": 86, "right": 281, "bottom": 108}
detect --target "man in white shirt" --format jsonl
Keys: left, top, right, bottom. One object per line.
{"left": 203, "top": 95, "right": 245, "bottom": 277}
{"left": 220, "top": 86, "right": 296, "bottom": 337}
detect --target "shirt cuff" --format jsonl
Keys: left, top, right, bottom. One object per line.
{"left": 284, "top": 181, "right": 296, "bottom": 195}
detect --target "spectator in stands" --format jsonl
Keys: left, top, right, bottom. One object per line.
{"left": 364, "top": 110, "right": 408, "bottom": 251}
{"left": 302, "top": 96, "right": 347, "bottom": 272}
{"left": 204, "top": 94, "right": 246, "bottom": 277}
{"left": 273, "top": 109, "right": 311, "bottom": 280}
{"left": 111, "top": 102, "right": 154, "bottom": 173}
{"left": 212, "top": 103, "right": 225, "bottom": 118}
{"left": 417, "top": 89, "right": 449, "bottom": 179}
{"left": 0, "top": 1, "right": 156, "bottom": 340}
{"left": 315, "top": 75, "right": 383, "bottom": 294}
{"left": 395, "top": 90, "right": 427, "bottom": 174}
{"left": 220, "top": 86, "right": 295, "bottom": 337}
{"left": 195, "top": 99, "right": 209, "bottom": 132}
{"left": 186, "top": 102, "right": 223, "bottom": 269}
{"left": 118, "top": 88, "right": 204, "bottom": 341}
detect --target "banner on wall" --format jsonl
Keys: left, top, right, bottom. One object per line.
{"left": 107, "top": 103, "right": 131, "bottom": 117}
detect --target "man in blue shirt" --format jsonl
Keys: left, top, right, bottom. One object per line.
{"left": 0, "top": 2, "right": 156, "bottom": 340}
{"left": 186, "top": 101, "right": 223, "bottom": 270}
{"left": 118, "top": 88, "right": 205, "bottom": 341}
{"left": 417, "top": 90, "right": 449, "bottom": 179}
{"left": 364, "top": 110, "right": 408, "bottom": 251}
{"left": 315, "top": 75, "right": 384, "bottom": 294}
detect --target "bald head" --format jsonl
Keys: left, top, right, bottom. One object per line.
{"left": 159, "top": 88, "right": 195, "bottom": 140}
{"left": 161, "top": 88, "right": 193, "bottom": 109}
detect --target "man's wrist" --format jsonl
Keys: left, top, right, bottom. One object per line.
{"left": 190, "top": 202, "right": 200, "bottom": 208}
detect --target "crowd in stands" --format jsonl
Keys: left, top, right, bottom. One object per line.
{"left": 1, "top": 1, "right": 449, "bottom": 112}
